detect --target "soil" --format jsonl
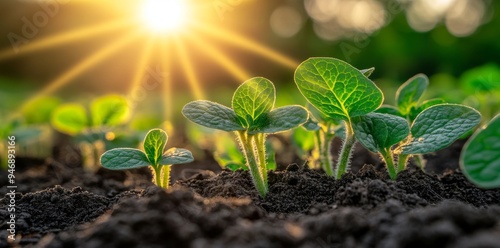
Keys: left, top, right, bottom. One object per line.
{"left": 1, "top": 139, "right": 500, "bottom": 248}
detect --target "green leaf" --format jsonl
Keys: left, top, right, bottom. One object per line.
{"left": 232, "top": 77, "right": 275, "bottom": 129}
{"left": 22, "top": 96, "right": 60, "bottom": 124}
{"left": 253, "top": 105, "right": 308, "bottom": 134}
{"left": 396, "top": 74, "right": 428, "bottom": 116}
{"left": 143, "top": 128, "right": 168, "bottom": 165}
{"left": 375, "top": 105, "right": 403, "bottom": 117}
{"left": 460, "top": 114, "right": 500, "bottom": 188}
{"left": 360, "top": 67, "right": 375, "bottom": 77}
{"left": 91, "top": 95, "right": 130, "bottom": 127}
{"left": 182, "top": 100, "right": 244, "bottom": 131}
{"left": 100, "top": 148, "right": 150, "bottom": 170}
{"left": 302, "top": 115, "right": 321, "bottom": 131}
{"left": 51, "top": 103, "right": 88, "bottom": 135}
{"left": 402, "top": 104, "right": 481, "bottom": 154}
{"left": 160, "top": 148, "right": 194, "bottom": 165}
{"left": 353, "top": 113, "right": 409, "bottom": 153}
{"left": 294, "top": 57, "right": 383, "bottom": 121}
{"left": 408, "top": 98, "right": 445, "bottom": 121}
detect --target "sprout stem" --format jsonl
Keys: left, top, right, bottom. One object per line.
{"left": 161, "top": 165, "right": 171, "bottom": 189}
{"left": 335, "top": 122, "right": 355, "bottom": 179}
{"left": 397, "top": 154, "right": 410, "bottom": 172}
{"left": 254, "top": 133, "right": 268, "bottom": 185}
{"left": 320, "top": 129, "right": 334, "bottom": 176}
{"left": 381, "top": 149, "right": 397, "bottom": 180}
{"left": 153, "top": 166, "right": 162, "bottom": 187}
{"left": 237, "top": 131, "right": 268, "bottom": 198}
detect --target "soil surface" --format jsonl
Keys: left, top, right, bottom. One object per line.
{"left": 1, "top": 139, "right": 500, "bottom": 248}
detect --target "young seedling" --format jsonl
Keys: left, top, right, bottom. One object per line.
{"left": 100, "top": 128, "right": 194, "bottom": 188}
{"left": 460, "top": 113, "right": 500, "bottom": 188}
{"left": 182, "top": 77, "right": 308, "bottom": 197}
{"left": 356, "top": 103, "right": 481, "bottom": 179}
{"left": 352, "top": 113, "right": 410, "bottom": 179}
{"left": 51, "top": 94, "right": 131, "bottom": 168}
{"left": 294, "top": 57, "right": 383, "bottom": 179}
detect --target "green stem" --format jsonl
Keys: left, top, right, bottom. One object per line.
{"left": 320, "top": 128, "right": 334, "bottom": 176}
{"left": 335, "top": 121, "right": 355, "bottom": 179}
{"left": 161, "top": 165, "right": 171, "bottom": 189}
{"left": 397, "top": 154, "right": 410, "bottom": 172}
{"left": 254, "top": 133, "right": 268, "bottom": 185}
{"left": 237, "top": 131, "right": 268, "bottom": 198}
{"left": 380, "top": 148, "right": 397, "bottom": 180}
{"left": 152, "top": 166, "right": 162, "bottom": 187}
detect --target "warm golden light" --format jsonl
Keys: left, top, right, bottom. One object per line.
{"left": 139, "top": 0, "right": 188, "bottom": 33}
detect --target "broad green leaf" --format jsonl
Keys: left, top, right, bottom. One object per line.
{"left": 51, "top": 104, "right": 88, "bottom": 135}
{"left": 375, "top": 105, "right": 403, "bottom": 117}
{"left": 100, "top": 148, "right": 150, "bottom": 170}
{"left": 160, "top": 148, "right": 194, "bottom": 165}
{"left": 232, "top": 77, "right": 275, "bottom": 129}
{"left": 353, "top": 113, "right": 409, "bottom": 153}
{"left": 396, "top": 74, "right": 428, "bottom": 116}
{"left": 182, "top": 100, "right": 244, "bottom": 131}
{"left": 408, "top": 98, "right": 445, "bottom": 121}
{"left": 91, "top": 95, "right": 130, "bottom": 127}
{"left": 360, "top": 67, "right": 375, "bottom": 77}
{"left": 402, "top": 104, "right": 481, "bottom": 154}
{"left": 144, "top": 129, "right": 168, "bottom": 165}
{"left": 22, "top": 96, "right": 60, "bottom": 124}
{"left": 460, "top": 63, "right": 500, "bottom": 93}
{"left": 252, "top": 105, "right": 308, "bottom": 134}
{"left": 460, "top": 114, "right": 500, "bottom": 188}
{"left": 294, "top": 57, "right": 383, "bottom": 121}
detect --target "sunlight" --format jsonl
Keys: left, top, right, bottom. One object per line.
{"left": 139, "top": 0, "right": 189, "bottom": 33}
{"left": 18, "top": 31, "right": 142, "bottom": 114}
{"left": 0, "top": 19, "right": 131, "bottom": 61}
{"left": 173, "top": 36, "right": 205, "bottom": 99}
{"left": 193, "top": 22, "right": 299, "bottom": 69}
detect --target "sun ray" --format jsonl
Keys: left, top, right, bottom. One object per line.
{"left": 0, "top": 19, "right": 133, "bottom": 61}
{"left": 128, "top": 36, "right": 155, "bottom": 97}
{"left": 185, "top": 32, "right": 251, "bottom": 83}
{"left": 160, "top": 37, "right": 174, "bottom": 134}
{"left": 173, "top": 36, "right": 205, "bottom": 99}
{"left": 192, "top": 21, "right": 299, "bottom": 69}
{"left": 18, "top": 30, "right": 143, "bottom": 112}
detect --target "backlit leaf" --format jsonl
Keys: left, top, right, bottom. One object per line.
{"left": 91, "top": 95, "right": 130, "bottom": 127}
{"left": 294, "top": 57, "right": 383, "bottom": 121}
{"left": 160, "top": 148, "right": 194, "bottom": 165}
{"left": 252, "top": 105, "right": 308, "bottom": 134}
{"left": 396, "top": 74, "right": 428, "bottom": 116}
{"left": 232, "top": 77, "right": 275, "bottom": 129}
{"left": 144, "top": 128, "right": 168, "bottom": 165}
{"left": 51, "top": 104, "right": 88, "bottom": 135}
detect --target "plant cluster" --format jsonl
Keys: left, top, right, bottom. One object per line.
{"left": 99, "top": 57, "right": 497, "bottom": 197}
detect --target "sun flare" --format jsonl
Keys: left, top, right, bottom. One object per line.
{"left": 139, "top": 0, "right": 188, "bottom": 33}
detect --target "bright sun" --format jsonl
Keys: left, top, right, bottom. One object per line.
{"left": 139, "top": 0, "right": 188, "bottom": 33}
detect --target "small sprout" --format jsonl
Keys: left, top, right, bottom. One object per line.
{"left": 352, "top": 113, "right": 410, "bottom": 180}
{"left": 294, "top": 57, "right": 383, "bottom": 179}
{"left": 100, "top": 128, "right": 194, "bottom": 188}
{"left": 460, "top": 114, "right": 500, "bottom": 188}
{"left": 182, "top": 77, "right": 308, "bottom": 197}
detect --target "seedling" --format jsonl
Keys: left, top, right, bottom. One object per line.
{"left": 182, "top": 77, "right": 308, "bottom": 197}
{"left": 51, "top": 94, "right": 130, "bottom": 168}
{"left": 100, "top": 129, "right": 194, "bottom": 188}
{"left": 460, "top": 113, "right": 500, "bottom": 188}
{"left": 354, "top": 104, "right": 481, "bottom": 179}
{"left": 294, "top": 57, "right": 383, "bottom": 179}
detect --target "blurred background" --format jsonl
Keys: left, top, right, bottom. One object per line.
{"left": 1, "top": 0, "right": 499, "bottom": 169}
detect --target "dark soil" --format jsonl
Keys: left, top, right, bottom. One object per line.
{"left": 1, "top": 139, "right": 500, "bottom": 248}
